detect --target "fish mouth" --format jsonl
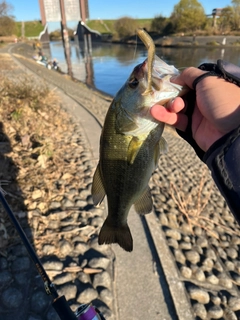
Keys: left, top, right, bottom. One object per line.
{"left": 132, "top": 61, "right": 146, "bottom": 79}
{"left": 141, "top": 59, "right": 162, "bottom": 91}
{"left": 133, "top": 58, "right": 175, "bottom": 94}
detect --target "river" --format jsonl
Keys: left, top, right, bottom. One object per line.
{"left": 46, "top": 40, "right": 240, "bottom": 97}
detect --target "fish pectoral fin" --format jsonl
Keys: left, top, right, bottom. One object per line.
{"left": 159, "top": 137, "right": 168, "bottom": 154}
{"left": 91, "top": 164, "right": 106, "bottom": 206}
{"left": 154, "top": 137, "right": 168, "bottom": 167}
{"left": 127, "top": 136, "right": 144, "bottom": 164}
{"left": 134, "top": 187, "right": 153, "bottom": 215}
{"left": 98, "top": 218, "right": 133, "bottom": 252}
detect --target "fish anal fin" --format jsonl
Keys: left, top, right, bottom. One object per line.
{"left": 127, "top": 137, "right": 144, "bottom": 164}
{"left": 91, "top": 164, "right": 106, "bottom": 206}
{"left": 98, "top": 218, "right": 133, "bottom": 252}
{"left": 134, "top": 187, "right": 153, "bottom": 215}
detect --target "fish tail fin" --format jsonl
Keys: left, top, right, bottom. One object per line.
{"left": 98, "top": 218, "right": 133, "bottom": 252}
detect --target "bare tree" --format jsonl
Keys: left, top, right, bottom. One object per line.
{"left": 0, "top": 0, "right": 13, "bottom": 18}
{"left": 218, "top": 6, "right": 234, "bottom": 33}
{"left": 0, "top": 1, "right": 16, "bottom": 36}
{"left": 231, "top": 0, "right": 240, "bottom": 30}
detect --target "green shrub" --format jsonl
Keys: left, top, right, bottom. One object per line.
{"left": 206, "top": 41, "right": 219, "bottom": 46}
{"left": 114, "top": 17, "right": 137, "bottom": 39}
{"left": 151, "top": 15, "right": 167, "bottom": 32}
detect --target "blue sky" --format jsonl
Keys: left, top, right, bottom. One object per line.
{"left": 11, "top": 0, "right": 232, "bottom": 26}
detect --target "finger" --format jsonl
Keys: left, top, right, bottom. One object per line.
{"left": 166, "top": 97, "right": 185, "bottom": 113}
{"left": 151, "top": 104, "right": 188, "bottom": 131}
{"left": 171, "top": 67, "right": 207, "bottom": 89}
{"left": 151, "top": 104, "right": 175, "bottom": 124}
{"left": 174, "top": 113, "right": 188, "bottom": 132}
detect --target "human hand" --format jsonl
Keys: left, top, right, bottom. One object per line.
{"left": 151, "top": 67, "right": 240, "bottom": 152}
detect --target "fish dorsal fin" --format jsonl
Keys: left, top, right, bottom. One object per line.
{"left": 127, "top": 136, "right": 144, "bottom": 164}
{"left": 91, "top": 164, "right": 106, "bottom": 206}
{"left": 134, "top": 186, "right": 153, "bottom": 215}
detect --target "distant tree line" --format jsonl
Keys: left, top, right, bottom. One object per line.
{"left": 2, "top": 0, "right": 240, "bottom": 39}
{"left": 114, "top": 0, "right": 240, "bottom": 39}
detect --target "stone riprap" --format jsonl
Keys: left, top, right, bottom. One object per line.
{"left": 150, "top": 130, "right": 240, "bottom": 319}
{"left": 0, "top": 42, "right": 240, "bottom": 320}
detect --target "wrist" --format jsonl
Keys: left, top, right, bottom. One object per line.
{"left": 203, "top": 127, "right": 240, "bottom": 162}
{"left": 203, "top": 132, "right": 227, "bottom": 152}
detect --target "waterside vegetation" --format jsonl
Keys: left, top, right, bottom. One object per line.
{"left": 2, "top": 0, "right": 240, "bottom": 46}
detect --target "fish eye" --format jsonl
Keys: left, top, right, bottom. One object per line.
{"left": 128, "top": 78, "right": 139, "bottom": 89}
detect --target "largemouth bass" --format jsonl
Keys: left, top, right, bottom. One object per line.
{"left": 92, "top": 30, "right": 185, "bottom": 252}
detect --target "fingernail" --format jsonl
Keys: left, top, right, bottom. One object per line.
{"left": 167, "top": 98, "right": 175, "bottom": 108}
{"left": 170, "top": 76, "right": 177, "bottom": 82}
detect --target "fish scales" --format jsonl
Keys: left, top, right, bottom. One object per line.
{"left": 94, "top": 99, "right": 164, "bottom": 252}
{"left": 100, "top": 103, "right": 164, "bottom": 218}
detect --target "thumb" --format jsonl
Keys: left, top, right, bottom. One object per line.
{"left": 171, "top": 67, "right": 207, "bottom": 89}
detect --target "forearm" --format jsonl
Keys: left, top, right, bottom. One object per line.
{"left": 203, "top": 126, "right": 240, "bottom": 223}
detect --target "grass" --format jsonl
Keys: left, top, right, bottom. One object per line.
{"left": 170, "top": 169, "right": 239, "bottom": 237}
{"left": 86, "top": 19, "right": 116, "bottom": 34}
{"left": 206, "top": 40, "right": 219, "bottom": 46}
{"left": 161, "top": 38, "right": 173, "bottom": 46}
{"left": 231, "top": 40, "right": 240, "bottom": 46}
{"left": 13, "top": 18, "right": 152, "bottom": 39}
{"left": 16, "top": 21, "right": 44, "bottom": 38}
{"left": 86, "top": 18, "right": 152, "bottom": 35}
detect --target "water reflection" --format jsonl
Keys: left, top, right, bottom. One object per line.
{"left": 157, "top": 46, "right": 240, "bottom": 69}
{"left": 85, "top": 55, "right": 94, "bottom": 87}
{"left": 48, "top": 40, "right": 240, "bottom": 96}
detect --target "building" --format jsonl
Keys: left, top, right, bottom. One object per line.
{"left": 212, "top": 8, "right": 222, "bottom": 17}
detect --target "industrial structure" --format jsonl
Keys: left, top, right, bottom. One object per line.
{"left": 38, "top": 0, "right": 89, "bottom": 25}
{"left": 38, "top": 0, "right": 100, "bottom": 48}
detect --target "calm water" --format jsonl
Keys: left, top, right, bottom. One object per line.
{"left": 47, "top": 40, "right": 240, "bottom": 97}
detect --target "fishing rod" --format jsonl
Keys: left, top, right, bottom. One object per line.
{"left": 0, "top": 191, "right": 105, "bottom": 320}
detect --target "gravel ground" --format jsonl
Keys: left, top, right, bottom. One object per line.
{"left": 1, "top": 42, "right": 240, "bottom": 320}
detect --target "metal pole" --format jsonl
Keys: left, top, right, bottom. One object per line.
{"left": 84, "top": 33, "right": 88, "bottom": 54}
{"left": 59, "top": 0, "right": 73, "bottom": 78}
{"left": 21, "top": 21, "right": 25, "bottom": 38}
{"left": 87, "top": 33, "right": 92, "bottom": 54}
{"left": 0, "top": 192, "right": 58, "bottom": 298}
